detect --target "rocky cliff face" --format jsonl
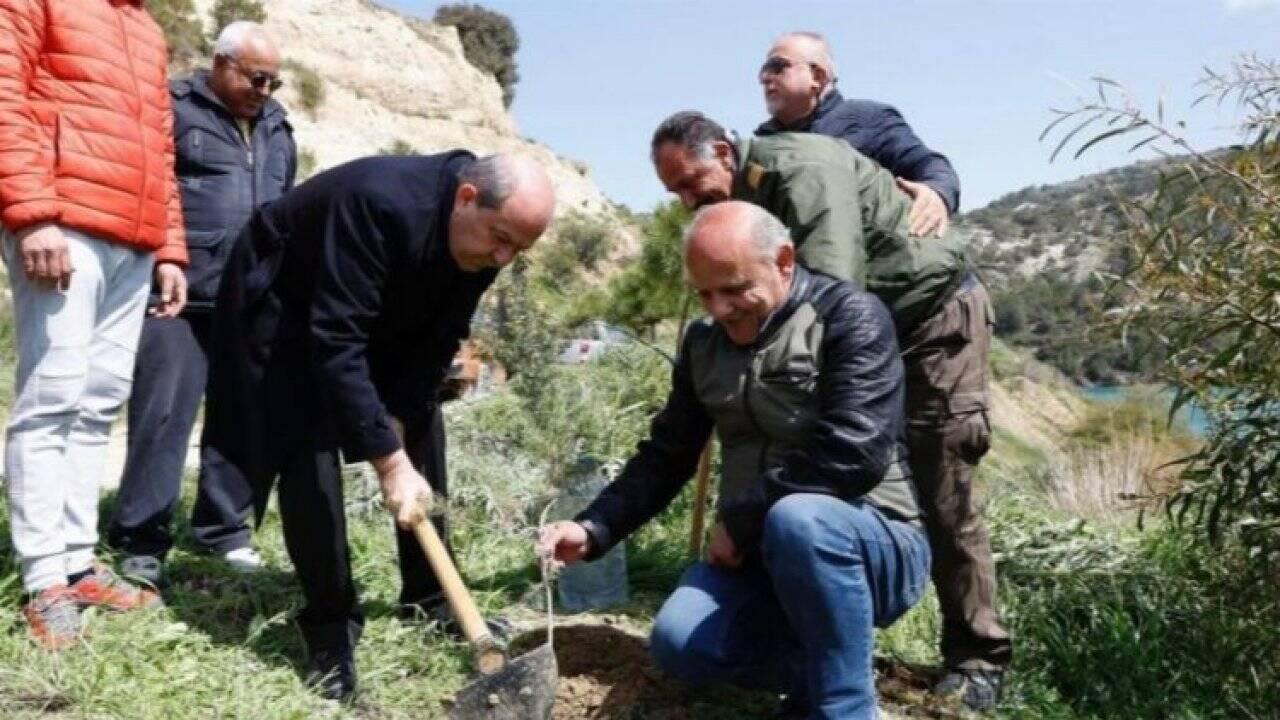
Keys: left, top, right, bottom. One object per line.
{"left": 191, "top": 0, "right": 635, "bottom": 237}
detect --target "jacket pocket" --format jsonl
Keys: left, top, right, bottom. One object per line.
{"left": 956, "top": 410, "right": 992, "bottom": 464}
{"left": 183, "top": 228, "right": 228, "bottom": 308}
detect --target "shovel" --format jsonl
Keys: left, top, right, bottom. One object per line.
{"left": 411, "top": 518, "right": 558, "bottom": 719}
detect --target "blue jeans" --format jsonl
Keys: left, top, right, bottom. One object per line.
{"left": 650, "top": 494, "right": 931, "bottom": 720}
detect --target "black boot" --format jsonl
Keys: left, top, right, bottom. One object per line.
{"left": 306, "top": 645, "right": 357, "bottom": 701}
{"left": 300, "top": 618, "right": 363, "bottom": 702}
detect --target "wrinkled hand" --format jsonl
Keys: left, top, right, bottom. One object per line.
{"left": 536, "top": 520, "right": 592, "bottom": 570}
{"left": 17, "top": 222, "right": 73, "bottom": 291}
{"left": 707, "top": 521, "right": 743, "bottom": 569}
{"left": 151, "top": 262, "right": 188, "bottom": 318}
{"left": 896, "top": 178, "right": 949, "bottom": 238}
{"left": 377, "top": 458, "right": 433, "bottom": 529}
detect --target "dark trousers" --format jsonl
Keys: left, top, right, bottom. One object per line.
{"left": 108, "top": 315, "right": 253, "bottom": 557}
{"left": 274, "top": 402, "right": 451, "bottom": 654}
{"left": 902, "top": 281, "right": 1013, "bottom": 672}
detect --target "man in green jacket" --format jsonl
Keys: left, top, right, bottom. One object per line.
{"left": 649, "top": 110, "right": 1011, "bottom": 711}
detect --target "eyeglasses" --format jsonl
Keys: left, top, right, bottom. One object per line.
{"left": 759, "top": 56, "right": 820, "bottom": 77}
{"left": 228, "top": 57, "right": 283, "bottom": 92}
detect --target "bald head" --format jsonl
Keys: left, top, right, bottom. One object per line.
{"left": 761, "top": 31, "right": 838, "bottom": 126}
{"left": 684, "top": 202, "right": 795, "bottom": 346}
{"left": 684, "top": 201, "right": 792, "bottom": 264}
{"left": 449, "top": 154, "right": 556, "bottom": 272}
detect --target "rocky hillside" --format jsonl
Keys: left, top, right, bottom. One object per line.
{"left": 955, "top": 156, "right": 1182, "bottom": 281}
{"left": 188, "top": 0, "right": 638, "bottom": 248}
{"left": 952, "top": 153, "right": 1216, "bottom": 383}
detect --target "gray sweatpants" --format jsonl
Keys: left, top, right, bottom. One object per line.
{"left": 2, "top": 226, "right": 152, "bottom": 592}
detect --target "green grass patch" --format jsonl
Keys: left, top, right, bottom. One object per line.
{"left": 0, "top": 338, "right": 1274, "bottom": 718}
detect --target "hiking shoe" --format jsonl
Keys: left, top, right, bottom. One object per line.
{"left": 23, "top": 585, "right": 81, "bottom": 650}
{"left": 68, "top": 563, "right": 164, "bottom": 612}
{"left": 932, "top": 668, "right": 1003, "bottom": 712}
{"left": 120, "top": 555, "right": 164, "bottom": 588}
{"left": 306, "top": 646, "right": 358, "bottom": 702}
{"left": 222, "top": 547, "right": 264, "bottom": 573}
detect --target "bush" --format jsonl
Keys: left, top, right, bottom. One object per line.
{"left": 462, "top": 343, "right": 672, "bottom": 486}
{"left": 377, "top": 139, "right": 418, "bottom": 156}
{"left": 149, "top": 0, "right": 208, "bottom": 69}
{"left": 208, "top": 0, "right": 266, "bottom": 42}
{"left": 998, "top": 524, "right": 1280, "bottom": 718}
{"left": 532, "top": 212, "right": 610, "bottom": 290}
{"left": 1048, "top": 56, "right": 1280, "bottom": 544}
{"left": 296, "top": 146, "right": 318, "bottom": 180}
{"left": 433, "top": 4, "right": 520, "bottom": 107}
{"left": 282, "top": 60, "right": 325, "bottom": 117}
{"left": 604, "top": 201, "right": 694, "bottom": 335}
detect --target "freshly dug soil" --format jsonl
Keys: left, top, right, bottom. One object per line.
{"left": 508, "top": 622, "right": 954, "bottom": 719}
{"left": 511, "top": 623, "right": 699, "bottom": 720}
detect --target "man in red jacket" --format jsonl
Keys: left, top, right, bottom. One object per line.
{"left": 0, "top": 0, "right": 187, "bottom": 649}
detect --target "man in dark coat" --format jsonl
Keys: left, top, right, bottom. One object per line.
{"left": 108, "top": 21, "right": 295, "bottom": 584}
{"left": 755, "top": 32, "right": 961, "bottom": 239}
{"left": 204, "top": 151, "right": 555, "bottom": 700}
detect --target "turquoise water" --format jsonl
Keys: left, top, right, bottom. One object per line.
{"left": 1080, "top": 385, "right": 1210, "bottom": 438}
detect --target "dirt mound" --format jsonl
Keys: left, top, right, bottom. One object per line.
{"left": 511, "top": 624, "right": 699, "bottom": 720}
{"left": 508, "top": 623, "right": 956, "bottom": 719}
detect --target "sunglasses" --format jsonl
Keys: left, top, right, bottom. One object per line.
{"left": 759, "top": 56, "right": 819, "bottom": 77}
{"left": 228, "top": 57, "right": 283, "bottom": 92}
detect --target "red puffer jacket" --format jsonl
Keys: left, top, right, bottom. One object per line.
{"left": 0, "top": 0, "right": 186, "bottom": 264}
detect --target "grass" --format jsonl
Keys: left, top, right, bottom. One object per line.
{"left": 0, "top": 342, "right": 1275, "bottom": 718}
{"left": 0, "top": 475, "right": 481, "bottom": 719}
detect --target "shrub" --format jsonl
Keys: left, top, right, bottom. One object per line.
{"left": 378, "top": 139, "right": 418, "bottom": 156}
{"left": 208, "top": 0, "right": 266, "bottom": 42}
{"left": 433, "top": 4, "right": 520, "bottom": 107}
{"left": 296, "top": 147, "right": 318, "bottom": 180}
{"left": 283, "top": 60, "right": 325, "bottom": 118}
{"left": 542, "top": 212, "right": 611, "bottom": 276}
{"left": 998, "top": 524, "right": 1280, "bottom": 718}
{"left": 603, "top": 201, "right": 694, "bottom": 335}
{"left": 149, "top": 0, "right": 208, "bottom": 69}
{"left": 1047, "top": 56, "right": 1280, "bottom": 545}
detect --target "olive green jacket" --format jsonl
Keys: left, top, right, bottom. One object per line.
{"left": 732, "top": 133, "right": 969, "bottom": 334}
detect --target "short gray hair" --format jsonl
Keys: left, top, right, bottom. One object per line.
{"left": 779, "top": 31, "right": 838, "bottom": 86}
{"left": 458, "top": 155, "right": 515, "bottom": 209}
{"left": 684, "top": 203, "right": 793, "bottom": 262}
{"left": 213, "top": 21, "right": 270, "bottom": 60}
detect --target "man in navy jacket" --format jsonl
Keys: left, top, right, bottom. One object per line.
{"left": 108, "top": 21, "right": 295, "bottom": 584}
{"left": 755, "top": 32, "right": 961, "bottom": 239}
{"left": 205, "top": 151, "right": 554, "bottom": 700}
{"left": 755, "top": 33, "right": 1009, "bottom": 711}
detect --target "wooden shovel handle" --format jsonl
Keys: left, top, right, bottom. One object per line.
{"left": 688, "top": 440, "right": 713, "bottom": 560}
{"left": 412, "top": 518, "right": 506, "bottom": 674}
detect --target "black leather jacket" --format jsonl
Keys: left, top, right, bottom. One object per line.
{"left": 578, "top": 267, "right": 918, "bottom": 558}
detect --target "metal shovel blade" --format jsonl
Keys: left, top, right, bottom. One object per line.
{"left": 450, "top": 642, "right": 557, "bottom": 720}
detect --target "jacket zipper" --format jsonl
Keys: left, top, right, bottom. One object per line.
{"left": 741, "top": 351, "right": 770, "bottom": 473}
{"left": 116, "top": 8, "right": 148, "bottom": 243}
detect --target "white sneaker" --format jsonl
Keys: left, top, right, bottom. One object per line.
{"left": 120, "top": 555, "right": 164, "bottom": 587}
{"left": 222, "top": 547, "right": 264, "bottom": 573}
